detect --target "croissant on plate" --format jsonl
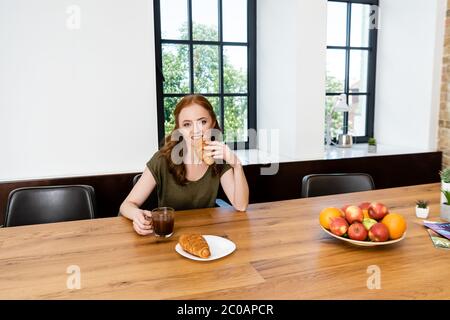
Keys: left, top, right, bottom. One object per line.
{"left": 193, "top": 138, "right": 215, "bottom": 166}
{"left": 179, "top": 234, "right": 211, "bottom": 258}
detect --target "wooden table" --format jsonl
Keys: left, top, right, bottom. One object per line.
{"left": 1, "top": 183, "right": 449, "bottom": 299}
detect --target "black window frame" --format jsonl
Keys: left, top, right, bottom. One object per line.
{"left": 326, "top": 0, "right": 379, "bottom": 143}
{"left": 153, "top": 0, "right": 257, "bottom": 149}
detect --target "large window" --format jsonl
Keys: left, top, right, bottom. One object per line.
{"left": 326, "top": 0, "right": 378, "bottom": 143}
{"left": 154, "top": 0, "right": 256, "bottom": 148}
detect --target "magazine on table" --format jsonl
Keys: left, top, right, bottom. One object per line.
{"left": 426, "top": 229, "right": 450, "bottom": 249}
{"left": 423, "top": 220, "right": 450, "bottom": 240}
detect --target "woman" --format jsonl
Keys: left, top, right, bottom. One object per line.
{"left": 119, "top": 94, "right": 249, "bottom": 235}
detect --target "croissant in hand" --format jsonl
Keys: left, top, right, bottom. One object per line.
{"left": 179, "top": 234, "right": 211, "bottom": 258}
{"left": 193, "top": 138, "right": 215, "bottom": 166}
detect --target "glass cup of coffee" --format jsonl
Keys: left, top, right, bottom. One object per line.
{"left": 151, "top": 207, "right": 175, "bottom": 238}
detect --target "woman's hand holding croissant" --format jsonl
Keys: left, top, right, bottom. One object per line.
{"left": 204, "top": 141, "right": 241, "bottom": 167}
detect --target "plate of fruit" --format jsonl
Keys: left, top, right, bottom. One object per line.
{"left": 319, "top": 202, "right": 407, "bottom": 246}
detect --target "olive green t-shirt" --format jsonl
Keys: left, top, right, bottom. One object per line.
{"left": 146, "top": 151, "right": 232, "bottom": 210}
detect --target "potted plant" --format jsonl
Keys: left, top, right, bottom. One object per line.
{"left": 441, "top": 189, "right": 450, "bottom": 221}
{"left": 415, "top": 200, "right": 429, "bottom": 219}
{"left": 368, "top": 137, "right": 377, "bottom": 153}
{"left": 440, "top": 167, "right": 450, "bottom": 204}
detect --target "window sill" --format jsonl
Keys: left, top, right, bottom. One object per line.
{"left": 235, "top": 144, "right": 437, "bottom": 165}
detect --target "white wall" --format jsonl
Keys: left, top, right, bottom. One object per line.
{"left": 257, "top": 0, "right": 327, "bottom": 160}
{"left": 0, "top": 0, "right": 159, "bottom": 181}
{"left": 375, "top": 0, "right": 446, "bottom": 150}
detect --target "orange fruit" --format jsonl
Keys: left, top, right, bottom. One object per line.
{"left": 381, "top": 213, "right": 407, "bottom": 240}
{"left": 363, "top": 209, "right": 370, "bottom": 219}
{"left": 319, "top": 207, "right": 344, "bottom": 230}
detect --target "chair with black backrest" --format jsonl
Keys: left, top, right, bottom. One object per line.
{"left": 301, "top": 173, "right": 375, "bottom": 198}
{"left": 130, "top": 173, "right": 159, "bottom": 212}
{"left": 132, "top": 173, "right": 232, "bottom": 209}
{"left": 4, "top": 185, "right": 96, "bottom": 227}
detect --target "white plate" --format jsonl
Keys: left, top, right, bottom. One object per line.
{"left": 175, "top": 235, "right": 236, "bottom": 261}
{"left": 320, "top": 226, "right": 406, "bottom": 246}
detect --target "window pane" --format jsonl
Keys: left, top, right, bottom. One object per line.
{"left": 350, "top": 4, "right": 370, "bottom": 47}
{"left": 348, "top": 95, "right": 367, "bottom": 136}
{"left": 327, "top": 1, "right": 347, "bottom": 46}
{"left": 162, "top": 44, "right": 190, "bottom": 94}
{"left": 207, "top": 96, "right": 222, "bottom": 128}
{"left": 164, "top": 97, "right": 180, "bottom": 136}
{"left": 224, "top": 46, "right": 247, "bottom": 93}
{"left": 193, "top": 45, "right": 219, "bottom": 93}
{"left": 325, "top": 96, "right": 344, "bottom": 140}
{"left": 224, "top": 96, "right": 247, "bottom": 142}
{"left": 192, "top": 0, "right": 219, "bottom": 41}
{"left": 223, "top": 0, "right": 247, "bottom": 42}
{"left": 161, "top": 0, "right": 189, "bottom": 40}
{"left": 349, "top": 49, "right": 368, "bottom": 93}
{"left": 326, "top": 49, "right": 346, "bottom": 93}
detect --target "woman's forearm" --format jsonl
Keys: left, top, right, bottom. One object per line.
{"left": 119, "top": 201, "right": 141, "bottom": 221}
{"left": 232, "top": 163, "right": 249, "bottom": 211}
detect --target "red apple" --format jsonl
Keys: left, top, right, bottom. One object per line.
{"left": 344, "top": 205, "right": 364, "bottom": 224}
{"left": 348, "top": 222, "right": 368, "bottom": 241}
{"left": 368, "top": 202, "right": 389, "bottom": 220}
{"left": 359, "top": 202, "right": 371, "bottom": 210}
{"left": 341, "top": 204, "right": 351, "bottom": 213}
{"left": 368, "top": 223, "right": 389, "bottom": 242}
{"left": 330, "top": 217, "right": 349, "bottom": 237}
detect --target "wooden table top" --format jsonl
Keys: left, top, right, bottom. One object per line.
{"left": 0, "top": 183, "right": 449, "bottom": 300}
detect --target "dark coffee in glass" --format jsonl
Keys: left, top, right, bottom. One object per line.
{"left": 151, "top": 207, "right": 175, "bottom": 238}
